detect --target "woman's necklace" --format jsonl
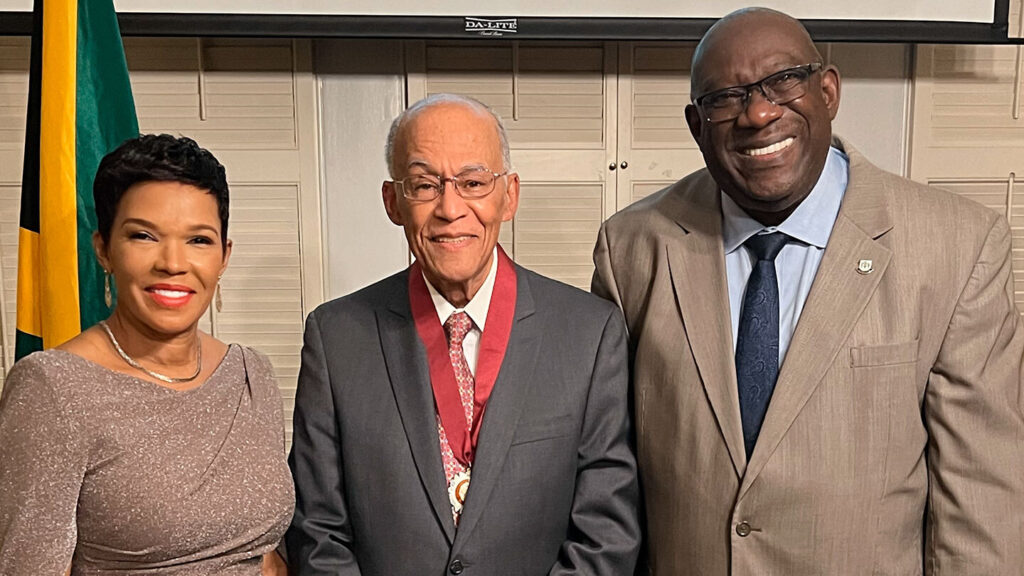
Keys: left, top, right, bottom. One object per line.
{"left": 99, "top": 320, "right": 202, "bottom": 384}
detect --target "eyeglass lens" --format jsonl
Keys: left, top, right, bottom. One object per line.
{"left": 401, "top": 169, "right": 500, "bottom": 200}
{"left": 698, "top": 65, "right": 817, "bottom": 122}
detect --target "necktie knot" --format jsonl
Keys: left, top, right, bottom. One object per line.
{"left": 444, "top": 311, "right": 473, "bottom": 346}
{"left": 745, "top": 232, "right": 789, "bottom": 262}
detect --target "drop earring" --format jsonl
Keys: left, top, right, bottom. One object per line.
{"left": 103, "top": 270, "right": 113, "bottom": 308}
{"left": 215, "top": 275, "right": 223, "bottom": 313}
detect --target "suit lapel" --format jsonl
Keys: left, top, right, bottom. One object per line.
{"left": 378, "top": 281, "right": 456, "bottom": 543}
{"left": 452, "top": 267, "right": 538, "bottom": 549}
{"left": 739, "top": 141, "right": 895, "bottom": 497}
{"left": 665, "top": 174, "right": 747, "bottom": 478}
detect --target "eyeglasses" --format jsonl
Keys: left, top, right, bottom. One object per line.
{"left": 391, "top": 169, "right": 509, "bottom": 202}
{"left": 692, "top": 63, "right": 824, "bottom": 123}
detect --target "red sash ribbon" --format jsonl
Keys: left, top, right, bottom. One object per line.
{"left": 409, "top": 247, "right": 517, "bottom": 467}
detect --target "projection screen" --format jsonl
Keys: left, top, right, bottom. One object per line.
{"left": 0, "top": 0, "right": 1000, "bottom": 21}
{"left": 0, "top": 0, "right": 1015, "bottom": 42}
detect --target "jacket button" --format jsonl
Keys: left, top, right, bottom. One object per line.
{"left": 736, "top": 521, "right": 752, "bottom": 537}
{"left": 450, "top": 559, "right": 464, "bottom": 574}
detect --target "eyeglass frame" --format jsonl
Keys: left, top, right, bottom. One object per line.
{"left": 389, "top": 169, "right": 511, "bottom": 202}
{"left": 691, "top": 62, "right": 824, "bottom": 123}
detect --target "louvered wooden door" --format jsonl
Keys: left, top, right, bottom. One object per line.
{"left": 910, "top": 43, "right": 1024, "bottom": 315}
{"left": 0, "top": 37, "right": 30, "bottom": 391}
{"left": 615, "top": 42, "right": 705, "bottom": 207}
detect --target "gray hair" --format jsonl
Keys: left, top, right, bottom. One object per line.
{"left": 384, "top": 93, "right": 512, "bottom": 178}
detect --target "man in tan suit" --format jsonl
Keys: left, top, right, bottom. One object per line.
{"left": 593, "top": 8, "right": 1024, "bottom": 575}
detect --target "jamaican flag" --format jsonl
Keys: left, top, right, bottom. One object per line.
{"left": 16, "top": 0, "right": 139, "bottom": 359}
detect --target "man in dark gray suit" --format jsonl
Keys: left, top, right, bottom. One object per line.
{"left": 285, "top": 93, "right": 640, "bottom": 576}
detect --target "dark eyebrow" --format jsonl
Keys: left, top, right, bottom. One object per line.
{"left": 120, "top": 217, "right": 220, "bottom": 236}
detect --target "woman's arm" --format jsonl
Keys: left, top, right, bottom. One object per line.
{"left": 262, "top": 550, "right": 288, "bottom": 575}
{"left": 0, "top": 358, "right": 85, "bottom": 573}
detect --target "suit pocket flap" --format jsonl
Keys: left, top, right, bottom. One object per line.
{"left": 511, "top": 415, "right": 576, "bottom": 445}
{"left": 850, "top": 339, "right": 919, "bottom": 367}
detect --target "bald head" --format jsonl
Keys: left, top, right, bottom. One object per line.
{"left": 691, "top": 8, "right": 821, "bottom": 96}
{"left": 682, "top": 6, "right": 840, "bottom": 226}
{"left": 385, "top": 93, "right": 511, "bottom": 178}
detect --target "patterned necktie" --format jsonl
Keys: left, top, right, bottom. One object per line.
{"left": 735, "top": 232, "right": 788, "bottom": 461}
{"left": 437, "top": 311, "right": 475, "bottom": 522}
{"left": 445, "top": 312, "right": 475, "bottom": 425}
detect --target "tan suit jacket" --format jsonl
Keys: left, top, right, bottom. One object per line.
{"left": 592, "top": 138, "right": 1024, "bottom": 575}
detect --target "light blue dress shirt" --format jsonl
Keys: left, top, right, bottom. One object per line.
{"left": 723, "top": 146, "right": 849, "bottom": 366}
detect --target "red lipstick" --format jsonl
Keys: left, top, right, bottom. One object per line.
{"left": 146, "top": 284, "right": 195, "bottom": 308}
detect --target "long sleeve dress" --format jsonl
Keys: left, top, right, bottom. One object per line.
{"left": 0, "top": 344, "right": 295, "bottom": 575}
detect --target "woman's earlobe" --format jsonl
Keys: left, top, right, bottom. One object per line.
{"left": 92, "top": 231, "right": 110, "bottom": 270}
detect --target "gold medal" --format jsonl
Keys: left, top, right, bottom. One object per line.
{"left": 448, "top": 469, "right": 471, "bottom": 514}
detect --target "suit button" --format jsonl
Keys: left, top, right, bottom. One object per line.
{"left": 736, "top": 522, "right": 752, "bottom": 537}
{"left": 450, "top": 559, "right": 464, "bottom": 574}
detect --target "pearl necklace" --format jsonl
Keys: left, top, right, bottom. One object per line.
{"left": 99, "top": 320, "right": 202, "bottom": 384}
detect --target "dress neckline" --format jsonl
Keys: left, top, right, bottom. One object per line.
{"left": 48, "top": 343, "right": 239, "bottom": 395}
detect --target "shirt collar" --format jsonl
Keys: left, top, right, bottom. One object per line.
{"left": 423, "top": 247, "right": 499, "bottom": 331}
{"left": 722, "top": 145, "right": 849, "bottom": 254}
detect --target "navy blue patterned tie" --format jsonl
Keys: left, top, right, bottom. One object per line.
{"left": 735, "top": 232, "right": 788, "bottom": 460}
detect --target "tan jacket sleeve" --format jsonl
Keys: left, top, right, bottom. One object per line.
{"left": 925, "top": 215, "right": 1024, "bottom": 575}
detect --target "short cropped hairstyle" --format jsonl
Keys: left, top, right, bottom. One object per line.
{"left": 93, "top": 134, "right": 230, "bottom": 248}
{"left": 384, "top": 93, "right": 512, "bottom": 178}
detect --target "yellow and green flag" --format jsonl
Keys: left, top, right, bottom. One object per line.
{"left": 16, "top": 0, "right": 139, "bottom": 359}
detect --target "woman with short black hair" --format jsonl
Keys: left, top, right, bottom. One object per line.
{"left": 0, "top": 134, "right": 293, "bottom": 575}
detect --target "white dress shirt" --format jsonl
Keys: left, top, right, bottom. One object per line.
{"left": 423, "top": 248, "right": 499, "bottom": 377}
{"left": 723, "top": 146, "right": 849, "bottom": 366}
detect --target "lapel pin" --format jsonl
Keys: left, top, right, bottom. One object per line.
{"left": 857, "top": 259, "right": 873, "bottom": 275}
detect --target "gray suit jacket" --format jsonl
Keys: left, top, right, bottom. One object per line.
{"left": 286, "top": 263, "right": 640, "bottom": 576}
{"left": 593, "top": 138, "right": 1024, "bottom": 575}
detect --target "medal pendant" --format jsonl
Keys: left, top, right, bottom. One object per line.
{"left": 448, "top": 468, "right": 471, "bottom": 515}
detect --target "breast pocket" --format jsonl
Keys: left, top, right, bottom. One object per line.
{"left": 850, "top": 339, "right": 919, "bottom": 368}
{"left": 510, "top": 415, "right": 576, "bottom": 446}
{"left": 849, "top": 338, "right": 921, "bottom": 408}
